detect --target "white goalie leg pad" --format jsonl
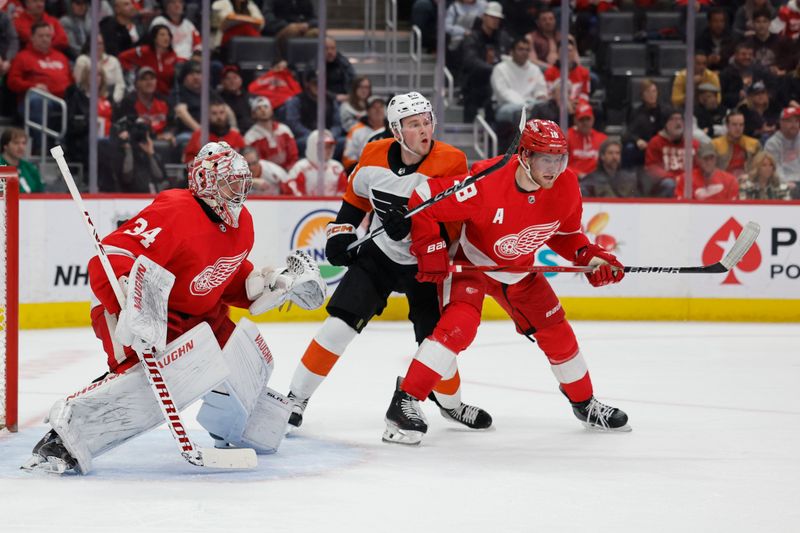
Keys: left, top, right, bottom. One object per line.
{"left": 47, "top": 322, "right": 228, "bottom": 474}
{"left": 197, "top": 317, "right": 288, "bottom": 453}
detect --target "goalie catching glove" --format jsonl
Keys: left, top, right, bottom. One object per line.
{"left": 574, "top": 244, "right": 625, "bottom": 287}
{"left": 247, "top": 249, "right": 326, "bottom": 314}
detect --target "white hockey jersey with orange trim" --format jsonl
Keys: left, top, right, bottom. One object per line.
{"left": 343, "top": 138, "right": 468, "bottom": 265}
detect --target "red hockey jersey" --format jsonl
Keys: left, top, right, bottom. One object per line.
{"left": 88, "top": 189, "right": 254, "bottom": 316}
{"left": 409, "top": 156, "right": 590, "bottom": 285}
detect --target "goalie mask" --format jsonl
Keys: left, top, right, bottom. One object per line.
{"left": 189, "top": 142, "right": 253, "bottom": 228}
{"left": 387, "top": 91, "right": 436, "bottom": 157}
{"left": 517, "top": 119, "right": 568, "bottom": 183}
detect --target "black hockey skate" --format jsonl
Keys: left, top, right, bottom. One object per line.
{"left": 383, "top": 379, "right": 428, "bottom": 445}
{"left": 286, "top": 392, "right": 309, "bottom": 432}
{"left": 428, "top": 391, "right": 493, "bottom": 430}
{"left": 562, "top": 387, "right": 631, "bottom": 432}
{"left": 21, "top": 430, "right": 78, "bottom": 474}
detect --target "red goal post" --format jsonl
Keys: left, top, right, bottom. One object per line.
{"left": 0, "top": 167, "right": 19, "bottom": 433}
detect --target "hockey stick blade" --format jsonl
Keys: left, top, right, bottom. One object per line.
{"left": 194, "top": 447, "right": 258, "bottom": 469}
{"left": 450, "top": 221, "right": 761, "bottom": 275}
{"left": 719, "top": 221, "right": 760, "bottom": 271}
{"left": 345, "top": 110, "right": 527, "bottom": 252}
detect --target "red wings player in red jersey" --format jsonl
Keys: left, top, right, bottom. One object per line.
{"left": 88, "top": 142, "right": 258, "bottom": 374}
{"left": 382, "top": 119, "right": 631, "bottom": 445}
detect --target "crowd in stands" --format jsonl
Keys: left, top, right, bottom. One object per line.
{"left": 416, "top": 0, "right": 800, "bottom": 200}
{"left": 0, "top": 0, "right": 797, "bottom": 201}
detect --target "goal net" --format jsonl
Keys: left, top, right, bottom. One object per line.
{"left": 0, "top": 168, "right": 19, "bottom": 432}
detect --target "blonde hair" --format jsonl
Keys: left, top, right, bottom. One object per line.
{"left": 747, "top": 150, "right": 781, "bottom": 185}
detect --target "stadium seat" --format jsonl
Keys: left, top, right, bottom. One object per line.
{"left": 606, "top": 43, "right": 648, "bottom": 76}
{"left": 227, "top": 37, "right": 276, "bottom": 75}
{"left": 598, "top": 12, "right": 636, "bottom": 42}
{"left": 644, "top": 11, "right": 682, "bottom": 39}
{"left": 286, "top": 38, "right": 319, "bottom": 70}
{"left": 653, "top": 42, "right": 687, "bottom": 77}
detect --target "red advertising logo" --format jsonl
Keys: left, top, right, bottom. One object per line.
{"left": 703, "top": 218, "right": 761, "bottom": 284}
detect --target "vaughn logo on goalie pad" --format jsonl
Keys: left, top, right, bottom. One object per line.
{"left": 254, "top": 334, "right": 273, "bottom": 365}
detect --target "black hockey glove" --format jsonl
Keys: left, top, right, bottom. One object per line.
{"left": 382, "top": 205, "right": 411, "bottom": 241}
{"left": 325, "top": 223, "right": 358, "bottom": 266}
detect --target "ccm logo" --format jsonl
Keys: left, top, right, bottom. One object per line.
{"left": 426, "top": 241, "right": 446, "bottom": 253}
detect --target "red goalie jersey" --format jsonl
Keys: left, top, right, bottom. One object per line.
{"left": 408, "top": 155, "right": 590, "bottom": 285}
{"left": 88, "top": 189, "right": 255, "bottom": 318}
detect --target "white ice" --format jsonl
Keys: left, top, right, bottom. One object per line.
{"left": 1, "top": 320, "right": 798, "bottom": 532}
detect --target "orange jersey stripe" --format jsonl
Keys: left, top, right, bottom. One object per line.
{"left": 300, "top": 339, "right": 341, "bottom": 377}
{"left": 433, "top": 369, "right": 461, "bottom": 396}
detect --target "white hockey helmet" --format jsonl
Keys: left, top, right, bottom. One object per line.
{"left": 188, "top": 141, "right": 253, "bottom": 228}
{"left": 386, "top": 91, "right": 435, "bottom": 155}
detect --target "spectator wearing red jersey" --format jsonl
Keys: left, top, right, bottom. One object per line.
{"left": 119, "top": 24, "right": 179, "bottom": 98}
{"left": 182, "top": 99, "right": 245, "bottom": 163}
{"left": 645, "top": 109, "right": 699, "bottom": 198}
{"left": 567, "top": 102, "right": 606, "bottom": 179}
{"left": 7, "top": 21, "right": 71, "bottom": 103}
{"left": 243, "top": 96, "right": 298, "bottom": 171}
{"left": 773, "top": 0, "right": 800, "bottom": 41}
{"left": 544, "top": 36, "right": 591, "bottom": 105}
{"left": 113, "top": 66, "right": 173, "bottom": 139}
{"left": 149, "top": 0, "right": 200, "bottom": 60}
{"left": 283, "top": 129, "right": 346, "bottom": 197}
{"left": 676, "top": 143, "right": 739, "bottom": 201}
{"left": 13, "top": 0, "right": 69, "bottom": 52}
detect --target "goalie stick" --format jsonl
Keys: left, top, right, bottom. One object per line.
{"left": 450, "top": 221, "right": 761, "bottom": 275}
{"left": 346, "top": 109, "right": 528, "bottom": 252}
{"left": 50, "top": 145, "right": 257, "bottom": 470}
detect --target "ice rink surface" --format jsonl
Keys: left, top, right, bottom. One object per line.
{"left": 1, "top": 320, "right": 798, "bottom": 532}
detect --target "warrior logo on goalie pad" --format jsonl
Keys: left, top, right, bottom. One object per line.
{"left": 190, "top": 249, "right": 249, "bottom": 296}
{"left": 493, "top": 221, "right": 560, "bottom": 260}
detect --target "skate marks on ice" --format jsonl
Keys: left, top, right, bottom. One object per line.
{"left": 0, "top": 427, "right": 363, "bottom": 481}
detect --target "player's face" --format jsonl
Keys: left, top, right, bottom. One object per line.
{"left": 400, "top": 113, "right": 434, "bottom": 155}
{"left": 526, "top": 152, "right": 566, "bottom": 189}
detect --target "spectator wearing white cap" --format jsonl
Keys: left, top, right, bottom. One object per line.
{"left": 764, "top": 106, "right": 800, "bottom": 196}
{"left": 244, "top": 96, "right": 299, "bottom": 171}
{"left": 283, "top": 129, "right": 347, "bottom": 197}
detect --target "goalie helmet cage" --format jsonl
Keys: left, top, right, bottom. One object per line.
{"left": 0, "top": 167, "right": 19, "bottom": 432}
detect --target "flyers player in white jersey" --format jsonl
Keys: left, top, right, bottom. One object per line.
{"left": 382, "top": 119, "right": 631, "bottom": 445}
{"left": 286, "top": 92, "right": 493, "bottom": 431}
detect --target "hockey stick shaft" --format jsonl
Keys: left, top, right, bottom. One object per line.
{"left": 450, "top": 221, "right": 761, "bottom": 275}
{"left": 346, "top": 110, "right": 527, "bottom": 252}
{"left": 50, "top": 146, "right": 255, "bottom": 469}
